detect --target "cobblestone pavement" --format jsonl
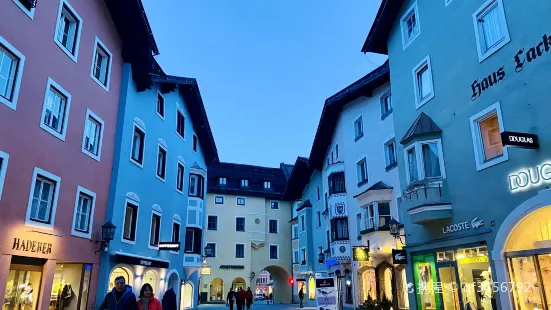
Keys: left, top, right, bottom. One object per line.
{"left": 198, "top": 303, "right": 317, "bottom": 310}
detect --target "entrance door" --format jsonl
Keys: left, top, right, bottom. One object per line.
{"left": 437, "top": 263, "right": 461, "bottom": 310}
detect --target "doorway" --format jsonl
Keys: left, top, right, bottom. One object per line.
{"left": 436, "top": 263, "right": 461, "bottom": 310}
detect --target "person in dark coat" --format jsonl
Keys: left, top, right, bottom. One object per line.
{"left": 236, "top": 288, "right": 246, "bottom": 310}
{"left": 298, "top": 288, "right": 304, "bottom": 308}
{"left": 245, "top": 288, "right": 253, "bottom": 310}
{"left": 226, "top": 288, "right": 236, "bottom": 310}
{"left": 99, "top": 276, "right": 138, "bottom": 310}
{"left": 161, "top": 288, "right": 177, "bottom": 310}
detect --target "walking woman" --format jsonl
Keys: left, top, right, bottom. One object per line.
{"left": 138, "top": 284, "right": 162, "bottom": 310}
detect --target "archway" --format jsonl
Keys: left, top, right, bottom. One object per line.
{"left": 260, "top": 265, "right": 291, "bottom": 303}
{"left": 143, "top": 269, "right": 159, "bottom": 295}
{"left": 357, "top": 265, "right": 376, "bottom": 304}
{"left": 210, "top": 278, "right": 224, "bottom": 301}
{"left": 232, "top": 277, "right": 246, "bottom": 290}
{"left": 181, "top": 282, "right": 193, "bottom": 309}
{"left": 109, "top": 266, "right": 133, "bottom": 292}
{"left": 375, "top": 262, "right": 393, "bottom": 302}
{"left": 394, "top": 265, "right": 409, "bottom": 309}
{"left": 166, "top": 270, "right": 180, "bottom": 301}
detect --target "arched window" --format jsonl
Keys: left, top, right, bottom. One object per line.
{"left": 143, "top": 269, "right": 159, "bottom": 295}
{"left": 109, "top": 267, "right": 133, "bottom": 292}
{"left": 308, "top": 277, "right": 316, "bottom": 300}
{"left": 181, "top": 282, "right": 193, "bottom": 309}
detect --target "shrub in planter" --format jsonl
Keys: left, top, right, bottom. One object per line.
{"left": 360, "top": 295, "right": 378, "bottom": 310}
{"left": 379, "top": 294, "right": 392, "bottom": 310}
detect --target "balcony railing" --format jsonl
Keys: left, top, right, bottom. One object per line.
{"left": 360, "top": 215, "right": 391, "bottom": 234}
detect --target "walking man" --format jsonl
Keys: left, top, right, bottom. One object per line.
{"left": 245, "top": 287, "right": 253, "bottom": 310}
{"left": 98, "top": 276, "right": 138, "bottom": 310}
{"left": 236, "top": 288, "right": 246, "bottom": 310}
{"left": 226, "top": 288, "right": 236, "bottom": 310}
{"left": 299, "top": 288, "right": 304, "bottom": 308}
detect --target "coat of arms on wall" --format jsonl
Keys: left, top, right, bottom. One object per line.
{"left": 251, "top": 242, "right": 265, "bottom": 250}
{"left": 335, "top": 202, "right": 345, "bottom": 215}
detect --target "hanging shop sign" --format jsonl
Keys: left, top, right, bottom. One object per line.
{"left": 352, "top": 246, "right": 370, "bottom": 262}
{"left": 392, "top": 249, "right": 408, "bottom": 264}
{"left": 201, "top": 267, "right": 211, "bottom": 275}
{"left": 115, "top": 254, "right": 169, "bottom": 268}
{"left": 315, "top": 277, "right": 337, "bottom": 310}
{"left": 12, "top": 238, "right": 52, "bottom": 254}
{"left": 158, "top": 242, "right": 180, "bottom": 251}
{"left": 220, "top": 265, "right": 245, "bottom": 269}
{"left": 509, "top": 162, "right": 551, "bottom": 192}
{"left": 442, "top": 217, "right": 484, "bottom": 234}
{"left": 501, "top": 131, "right": 539, "bottom": 149}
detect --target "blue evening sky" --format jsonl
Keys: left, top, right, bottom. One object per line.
{"left": 141, "top": 0, "right": 387, "bottom": 167}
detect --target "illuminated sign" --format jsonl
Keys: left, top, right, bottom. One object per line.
{"left": 220, "top": 265, "right": 245, "bottom": 269}
{"left": 201, "top": 267, "right": 211, "bottom": 275}
{"left": 442, "top": 217, "right": 484, "bottom": 234}
{"left": 115, "top": 254, "right": 169, "bottom": 268}
{"left": 159, "top": 242, "right": 180, "bottom": 251}
{"left": 352, "top": 246, "right": 370, "bottom": 262}
{"left": 392, "top": 249, "right": 407, "bottom": 264}
{"left": 12, "top": 238, "right": 52, "bottom": 254}
{"left": 509, "top": 163, "right": 551, "bottom": 192}
{"left": 457, "top": 256, "right": 489, "bottom": 265}
{"left": 501, "top": 131, "right": 539, "bottom": 149}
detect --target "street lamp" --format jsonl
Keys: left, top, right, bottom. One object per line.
{"left": 318, "top": 249, "right": 325, "bottom": 263}
{"left": 94, "top": 220, "right": 116, "bottom": 253}
{"left": 249, "top": 272, "right": 256, "bottom": 280}
{"left": 388, "top": 218, "right": 405, "bottom": 244}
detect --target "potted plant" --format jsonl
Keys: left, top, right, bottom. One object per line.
{"left": 379, "top": 294, "right": 392, "bottom": 310}
{"left": 360, "top": 295, "right": 378, "bottom": 310}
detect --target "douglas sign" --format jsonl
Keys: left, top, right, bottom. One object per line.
{"left": 509, "top": 163, "right": 551, "bottom": 192}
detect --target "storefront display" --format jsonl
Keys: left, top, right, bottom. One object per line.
{"left": 49, "top": 264, "right": 91, "bottom": 310}
{"left": 508, "top": 254, "right": 551, "bottom": 309}
{"left": 413, "top": 254, "right": 438, "bottom": 310}
{"left": 3, "top": 257, "right": 44, "bottom": 310}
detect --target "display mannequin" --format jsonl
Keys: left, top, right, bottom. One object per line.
{"left": 479, "top": 272, "right": 493, "bottom": 310}
{"left": 19, "top": 284, "right": 33, "bottom": 310}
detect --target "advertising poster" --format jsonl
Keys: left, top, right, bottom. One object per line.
{"left": 315, "top": 277, "right": 337, "bottom": 310}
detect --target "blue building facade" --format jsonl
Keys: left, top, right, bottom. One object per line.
{"left": 96, "top": 63, "right": 218, "bottom": 310}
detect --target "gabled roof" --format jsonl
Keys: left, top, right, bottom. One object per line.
{"left": 400, "top": 112, "right": 442, "bottom": 144}
{"left": 151, "top": 74, "right": 219, "bottom": 164}
{"left": 280, "top": 163, "right": 295, "bottom": 181}
{"left": 296, "top": 199, "right": 312, "bottom": 212}
{"left": 361, "top": 0, "right": 405, "bottom": 54}
{"left": 309, "top": 61, "right": 390, "bottom": 170}
{"left": 353, "top": 181, "right": 393, "bottom": 198}
{"left": 207, "top": 162, "right": 292, "bottom": 200}
{"left": 282, "top": 157, "right": 311, "bottom": 201}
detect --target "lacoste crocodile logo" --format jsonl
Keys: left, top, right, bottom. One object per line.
{"left": 471, "top": 217, "right": 484, "bottom": 229}
{"left": 394, "top": 253, "right": 406, "bottom": 261}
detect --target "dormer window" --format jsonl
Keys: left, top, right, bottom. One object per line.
{"left": 241, "top": 179, "right": 249, "bottom": 187}
{"left": 219, "top": 177, "right": 227, "bottom": 185}
{"left": 264, "top": 181, "right": 271, "bottom": 189}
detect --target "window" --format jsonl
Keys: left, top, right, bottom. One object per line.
{"left": 469, "top": 102, "right": 508, "bottom": 171}
{"left": 292, "top": 225, "right": 298, "bottom": 239}
{"left": 26, "top": 168, "right": 61, "bottom": 229}
{"left": 71, "top": 186, "right": 96, "bottom": 238}
{"left": 381, "top": 91, "right": 392, "bottom": 119}
{"left": 300, "top": 215, "right": 306, "bottom": 232}
{"left": 397, "top": 197, "right": 404, "bottom": 223}
{"left": 184, "top": 228, "right": 195, "bottom": 253}
{"left": 366, "top": 204, "right": 375, "bottom": 230}
{"left": 316, "top": 186, "right": 320, "bottom": 201}
{"left": 123, "top": 202, "right": 138, "bottom": 242}
{"left": 317, "top": 211, "right": 321, "bottom": 227}
{"left": 219, "top": 177, "right": 227, "bottom": 185}
{"left": 237, "top": 197, "right": 246, "bottom": 206}
{"left": 356, "top": 213, "right": 361, "bottom": 237}
{"left": 90, "top": 38, "right": 112, "bottom": 91}
{"left": 215, "top": 196, "right": 224, "bottom": 204}
{"left": 192, "top": 134, "right": 198, "bottom": 153}
{"left": 264, "top": 181, "right": 271, "bottom": 189}
{"left": 293, "top": 249, "right": 299, "bottom": 264}
{"left": 0, "top": 38, "right": 25, "bottom": 110}
{"left": 412, "top": 55, "right": 434, "bottom": 108}
{"left": 149, "top": 212, "right": 161, "bottom": 247}
{"left": 54, "top": 1, "right": 82, "bottom": 61}
{"left": 241, "top": 179, "right": 249, "bottom": 187}
{"left": 354, "top": 116, "right": 364, "bottom": 141}
{"left": 172, "top": 221, "right": 180, "bottom": 244}
{"left": 404, "top": 139, "right": 446, "bottom": 184}
{"left": 13, "top": 0, "right": 36, "bottom": 18}
{"left": 207, "top": 215, "right": 218, "bottom": 230}
{"left": 445, "top": 0, "right": 453, "bottom": 6}
{"left": 269, "top": 219, "right": 278, "bottom": 234}
{"left": 236, "top": 217, "right": 245, "bottom": 232}
{"left": 235, "top": 244, "right": 245, "bottom": 258}
{"left": 301, "top": 248, "right": 307, "bottom": 264}
{"left": 328, "top": 172, "right": 346, "bottom": 195}
{"left": 188, "top": 174, "right": 204, "bottom": 198}
{"left": 269, "top": 245, "right": 279, "bottom": 259}
{"left": 0, "top": 150, "right": 8, "bottom": 200}
{"left": 473, "top": 0, "right": 510, "bottom": 62}
{"left": 40, "top": 78, "right": 71, "bottom": 141}
{"left": 385, "top": 139, "right": 397, "bottom": 170}
{"left": 357, "top": 158, "right": 368, "bottom": 185}
{"left": 331, "top": 151, "right": 334, "bottom": 164}
{"left": 400, "top": 2, "right": 420, "bottom": 49}
{"left": 271, "top": 201, "right": 279, "bottom": 209}
{"left": 331, "top": 218, "right": 349, "bottom": 241}
{"left": 156, "top": 92, "right": 165, "bottom": 118}
{"left": 82, "top": 109, "right": 104, "bottom": 161}
{"left": 176, "top": 162, "right": 185, "bottom": 192}
{"left": 131, "top": 124, "right": 145, "bottom": 166}
{"left": 378, "top": 202, "right": 391, "bottom": 228}
{"left": 156, "top": 145, "right": 167, "bottom": 181}
{"left": 335, "top": 144, "right": 339, "bottom": 159}
{"left": 206, "top": 243, "right": 216, "bottom": 258}
{"left": 176, "top": 110, "right": 185, "bottom": 138}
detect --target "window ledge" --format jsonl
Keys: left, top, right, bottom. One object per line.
{"left": 385, "top": 162, "right": 398, "bottom": 171}
{"left": 354, "top": 133, "right": 364, "bottom": 142}
{"left": 12, "top": 0, "right": 35, "bottom": 19}
{"left": 156, "top": 175, "right": 166, "bottom": 183}
{"left": 82, "top": 149, "right": 100, "bottom": 162}
{"left": 476, "top": 153, "right": 509, "bottom": 171}
{"left": 416, "top": 93, "right": 435, "bottom": 109}
{"left": 357, "top": 179, "right": 369, "bottom": 187}
{"left": 40, "top": 123, "right": 67, "bottom": 142}
{"left": 90, "top": 75, "right": 109, "bottom": 92}
{"left": 130, "top": 158, "right": 144, "bottom": 169}
{"left": 381, "top": 109, "right": 393, "bottom": 120}
{"left": 54, "top": 40, "right": 78, "bottom": 63}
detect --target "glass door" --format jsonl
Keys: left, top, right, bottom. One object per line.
{"left": 437, "top": 264, "right": 461, "bottom": 310}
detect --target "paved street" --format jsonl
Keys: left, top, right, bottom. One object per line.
{"left": 198, "top": 304, "right": 317, "bottom": 310}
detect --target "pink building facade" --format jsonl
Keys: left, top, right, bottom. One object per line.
{"left": 0, "top": 1, "right": 157, "bottom": 310}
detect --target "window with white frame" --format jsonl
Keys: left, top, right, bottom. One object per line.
{"left": 91, "top": 38, "right": 112, "bottom": 90}
{"left": 13, "top": 0, "right": 35, "bottom": 18}
{"left": 292, "top": 224, "right": 298, "bottom": 239}
{"left": 271, "top": 201, "right": 279, "bottom": 209}
{"left": 269, "top": 219, "right": 278, "bottom": 234}
{"left": 206, "top": 243, "right": 216, "bottom": 257}
{"left": 473, "top": 0, "right": 510, "bottom": 62}
{"left": 236, "top": 217, "right": 245, "bottom": 232}
{"left": 385, "top": 139, "right": 397, "bottom": 169}
{"left": 0, "top": 150, "right": 8, "bottom": 200}
{"left": 354, "top": 116, "right": 364, "bottom": 141}
{"left": 176, "top": 162, "right": 185, "bottom": 192}
{"left": 40, "top": 78, "right": 71, "bottom": 140}
{"left": 156, "top": 92, "right": 165, "bottom": 118}
{"left": 235, "top": 243, "right": 245, "bottom": 258}
{"left": 404, "top": 139, "right": 446, "bottom": 184}
{"left": 378, "top": 202, "right": 391, "bottom": 228}
{"left": 192, "top": 134, "right": 198, "bottom": 153}
{"left": 237, "top": 197, "right": 246, "bottom": 206}
{"left": 156, "top": 145, "right": 167, "bottom": 180}
{"left": 397, "top": 197, "right": 404, "bottom": 223}
{"left": 207, "top": 215, "right": 218, "bottom": 230}
{"left": 149, "top": 211, "right": 161, "bottom": 247}
{"left": 357, "top": 158, "right": 368, "bottom": 185}
{"left": 188, "top": 174, "right": 204, "bottom": 198}
{"left": 469, "top": 102, "right": 508, "bottom": 171}
{"left": 412, "top": 56, "right": 434, "bottom": 108}
{"left": 269, "top": 245, "right": 279, "bottom": 259}
{"left": 176, "top": 110, "right": 185, "bottom": 138}
{"left": 0, "top": 38, "right": 25, "bottom": 110}
{"left": 301, "top": 248, "right": 306, "bottom": 264}
{"left": 401, "top": 2, "right": 420, "bottom": 48}
{"left": 54, "top": 1, "right": 82, "bottom": 60}
{"left": 293, "top": 249, "right": 299, "bottom": 264}
{"left": 184, "top": 228, "right": 195, "bottom": 253}
{"left": 381, "top": 90, "right": 392, "bottom": 118}
{"left": 264, "top": 181, "right": 271, "bottom": 189}
{"left": 72, "top": 186, "right": 95, "bottom": 238}
{"left": 356, "top": 213, "right": 361, "bottom": 236}
{"left": 215, "top": 196, "right": 224, "bottom": 204}
{"left": 131, "top": 124, "right": 145, "bottom": 165}
{"left": 219, "top": 177, "right": 226, "bottom": 185}
{"left": 241, "top": 179, "right": 249, "bottom": 187}
{"left": 300, "top": 215, "right": 305, "bottom": 231}
{"left": 123, "top": 201, "right": 138, "bottom": 242}
{"left": 27, "top": 169, "right": 60, "bottom": 227}
{"left": 82, "top": 109, "right": 104, "bottom": 161}
{"left": 172, "top": 220, "right": 180, "bottom": 245}
{"left": 366, "top": 204, "right": 375, "bottom": 230}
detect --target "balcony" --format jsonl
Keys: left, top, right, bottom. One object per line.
{"left": 360, "top": 216, "right": 391, "bottom": 235}
{"left": 403, "top": 180, "right": 452, "bottom": 224}
{"left": 329, "top": 240, "right": 350, "bottom": 261}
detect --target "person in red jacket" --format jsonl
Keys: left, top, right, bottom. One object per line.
{"left": 245, "top": 287, "right": 253, "bottom": 310}
{"left": 138, "top": 284, "right": 162, "bottom": 310}
{"left": 235, "top": 288, "right": 246, "bottom": 310}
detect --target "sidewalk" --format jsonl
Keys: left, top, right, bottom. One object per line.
{"left": 198, "top": 303, "right": 317, "bottom": 310}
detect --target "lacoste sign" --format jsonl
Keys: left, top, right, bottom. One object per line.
{"left": 392, "top": 249, "right": 407, "bottom": 264}
{"left": 442, "top": 217, "right": 484, "bottom": 234}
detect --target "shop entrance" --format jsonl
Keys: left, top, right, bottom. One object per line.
{"left": 3, "top": 257, "right": 44, "bottom": 310}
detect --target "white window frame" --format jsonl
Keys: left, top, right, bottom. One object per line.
{"left": 176, "top": 159, "right": 185, "bottom": 194}
{"left": 53, "top": 0, "right": 83, "bottom": 62}
{"left": 171, "top": 216, "right": 181, "bottom": 254}
{"left": 121, "top": 198, "right": 139, "bottom": 245}
{"left": 235, "top": 216, "right": 246, "bottom": 232}
{"left": 445, "top": 0, "right": 453, "bottom": 6}
{"left": 0, "top": 36, "right": 25, "bottom": 111}
{"left": 412, "top": 55, "right": 435, "bottom": 109}
{"left": 269, "top": 244, "right": 279, "bottom": 260}
{"left": 235, "top": 242, "right": 246, "bottom": 259}
{"left": 400, "top": 2, "right": 421, "bottom": 50}
{"left": 192, "top": 133, "right": 198, "bottom": 153}
{"left": 89, "top": 37, "right": 113, "bottom": 92}
{"left": 206, "top": 242, "right": 217, "bottom": 258}
{"left": 148, "top": 208, "right": 162, "bottom": 250}
{"left": 207, "top": 214, "right": 218, "bottom": 231}
{"left": 0, "top": 150, "right": 9, "bottom": 200}
{"left": 354, "top": 115, "right": 364, "bottom": 141}
{"left": 71, "top": 185, "right": 96, "bottom": 239}
{"left": 39, "top": 77, "right": 72, "bottom": 141}
{"left": 293, "top": 249, "right": 299, "bottom": 264}
{"left": 156, "top": 143, "right": 167, "bottom": 182}
{"left": 270, "top": 201, "right": 279, "bottom": 210}
{"left": 356, "top": 212, "right": 362, "bottom": 237}
{"left": 469, "top": 102, "right": 508, "bottom": 171}
{"left": 156, "top": 91, "right": 165, "bottom": 119}
{"left": 219, "top": 177, "right": 227, "bottom": 185}
{"left": 264, "top": 181, "right": 271, "bottom": 189}
{"left": 292, "top": 224, "right": 298, "bottom": 239}
{"left": 380, "top": 89, "right": 393, "bottom": 119}
{"left": 214, "top": 196, "right": 224, "bottom": 204}
{"left": 176, "top": 107, "right": 185, "bottom": 141}
{"left": 300, "top": 247, "right": 307, "bottom": 263}
{"left": 472, "top": 0, "right": 511, "bottom": 63}
{"left": 130, "top": 121, "right": 146, "bottom": 168}
{"left": 384, "top": 137, "right": 398, "bottom": 169}
{"left": 25, "top": 167, "right": 61, "bottom": 230}
{"left": 268, "top": 218, "right": 279, "bottom": 234}
{"left": 236, "top": 197, "right": 246, "bottom": 206}
{"left": 357, "top": 157, "right": 368, "bottom": 185}
{"left": 12, "top": 0, "right": 35, "bottom": 19}
{"left": 403, "top": 139, "right": 447, "bottom": 185}
{"left": 81, "top": 109, "right": 104, "bottom": 162}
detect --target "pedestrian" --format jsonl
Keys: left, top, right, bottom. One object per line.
{"left": 137, "top": 283, "right": 162, "bottom": 310}
{"left": 245, "top": 287, "right": 253, "bottom": 310}
{"left": 226, "top": 288, "right": 236, "bottom": 310}
{"left": 298, "top": 288, "right": 304, "bottom": 308}
{"left": 98, "top": 276, "right": 138, "bottom": 310}
{"left": 161, "top": 287, "right": 177, "bottom": 310}
{"left": 236, "top": 288, "right": 246, "bottom": 310}
{"left": 268, "top": 293, "right": 273, "bottom": 305}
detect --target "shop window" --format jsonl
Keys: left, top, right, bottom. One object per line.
{"left": 3, "top": 256, "right": 45, "bottom": 310}
{"left": 143, "top": 269, "right": 158, "bottom": 297}
{"left": 308, "top": 277, "right": 315, "bottom": 300}
{"left": 395, "top": 267, "right": 410, "bottom": 309}
{"left": 108, "top": 267, "right": 132, "bottom": 292}
{"left": 377, "top": 265, "right": 393, "bottom": 302}
{"left": 181, "top": 283, "right": 193, "bottom": 309}
{"left": 297, "top": 280, "right": 306, "bottom": 295}
{"left": 361, "top": 268, "right": 377, "bottom": 303}
{"left": 412, "top": 254, "right": 438, "bottom": 310}
{"left": 50, "top": 263, "right": 91, "bottom": 310}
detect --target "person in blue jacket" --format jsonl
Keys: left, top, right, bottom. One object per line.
{"left": 99, "top": 276, "right": 138, "bottom": 310}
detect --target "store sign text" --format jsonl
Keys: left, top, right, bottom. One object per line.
{"left": 509, "top": 163, "right": 551, "bottom": 192}
{"left": 12, "top": 238, "right": 52, "bottom": 254}
{"left": 442, "top": 217, "right": 484, "bottom": 234}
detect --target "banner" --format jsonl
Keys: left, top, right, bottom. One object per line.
{"left": 315, "top": 277, "right": 337, "bottom": 310}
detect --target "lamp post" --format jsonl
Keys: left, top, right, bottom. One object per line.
{"left": 94, "top": 221, "right": 116, "bottom": 253}
{"left": 249, "top": 271, "right": 256, "bottom": 280}
{"left": 388, "top": 218, "right": 406, "bottom": 244}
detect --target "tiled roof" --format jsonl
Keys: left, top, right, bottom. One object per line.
{"left": 361, "top": 0, "right": 405, "bottom": 54}
{"left": 400, "top": 112, "right": 442, "bottom": 144}
{"left": 207, "top": 162, "right": 292, "bottom": 200}
{"left": 282, "top": 157, "right": 311, "bottom": 201}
